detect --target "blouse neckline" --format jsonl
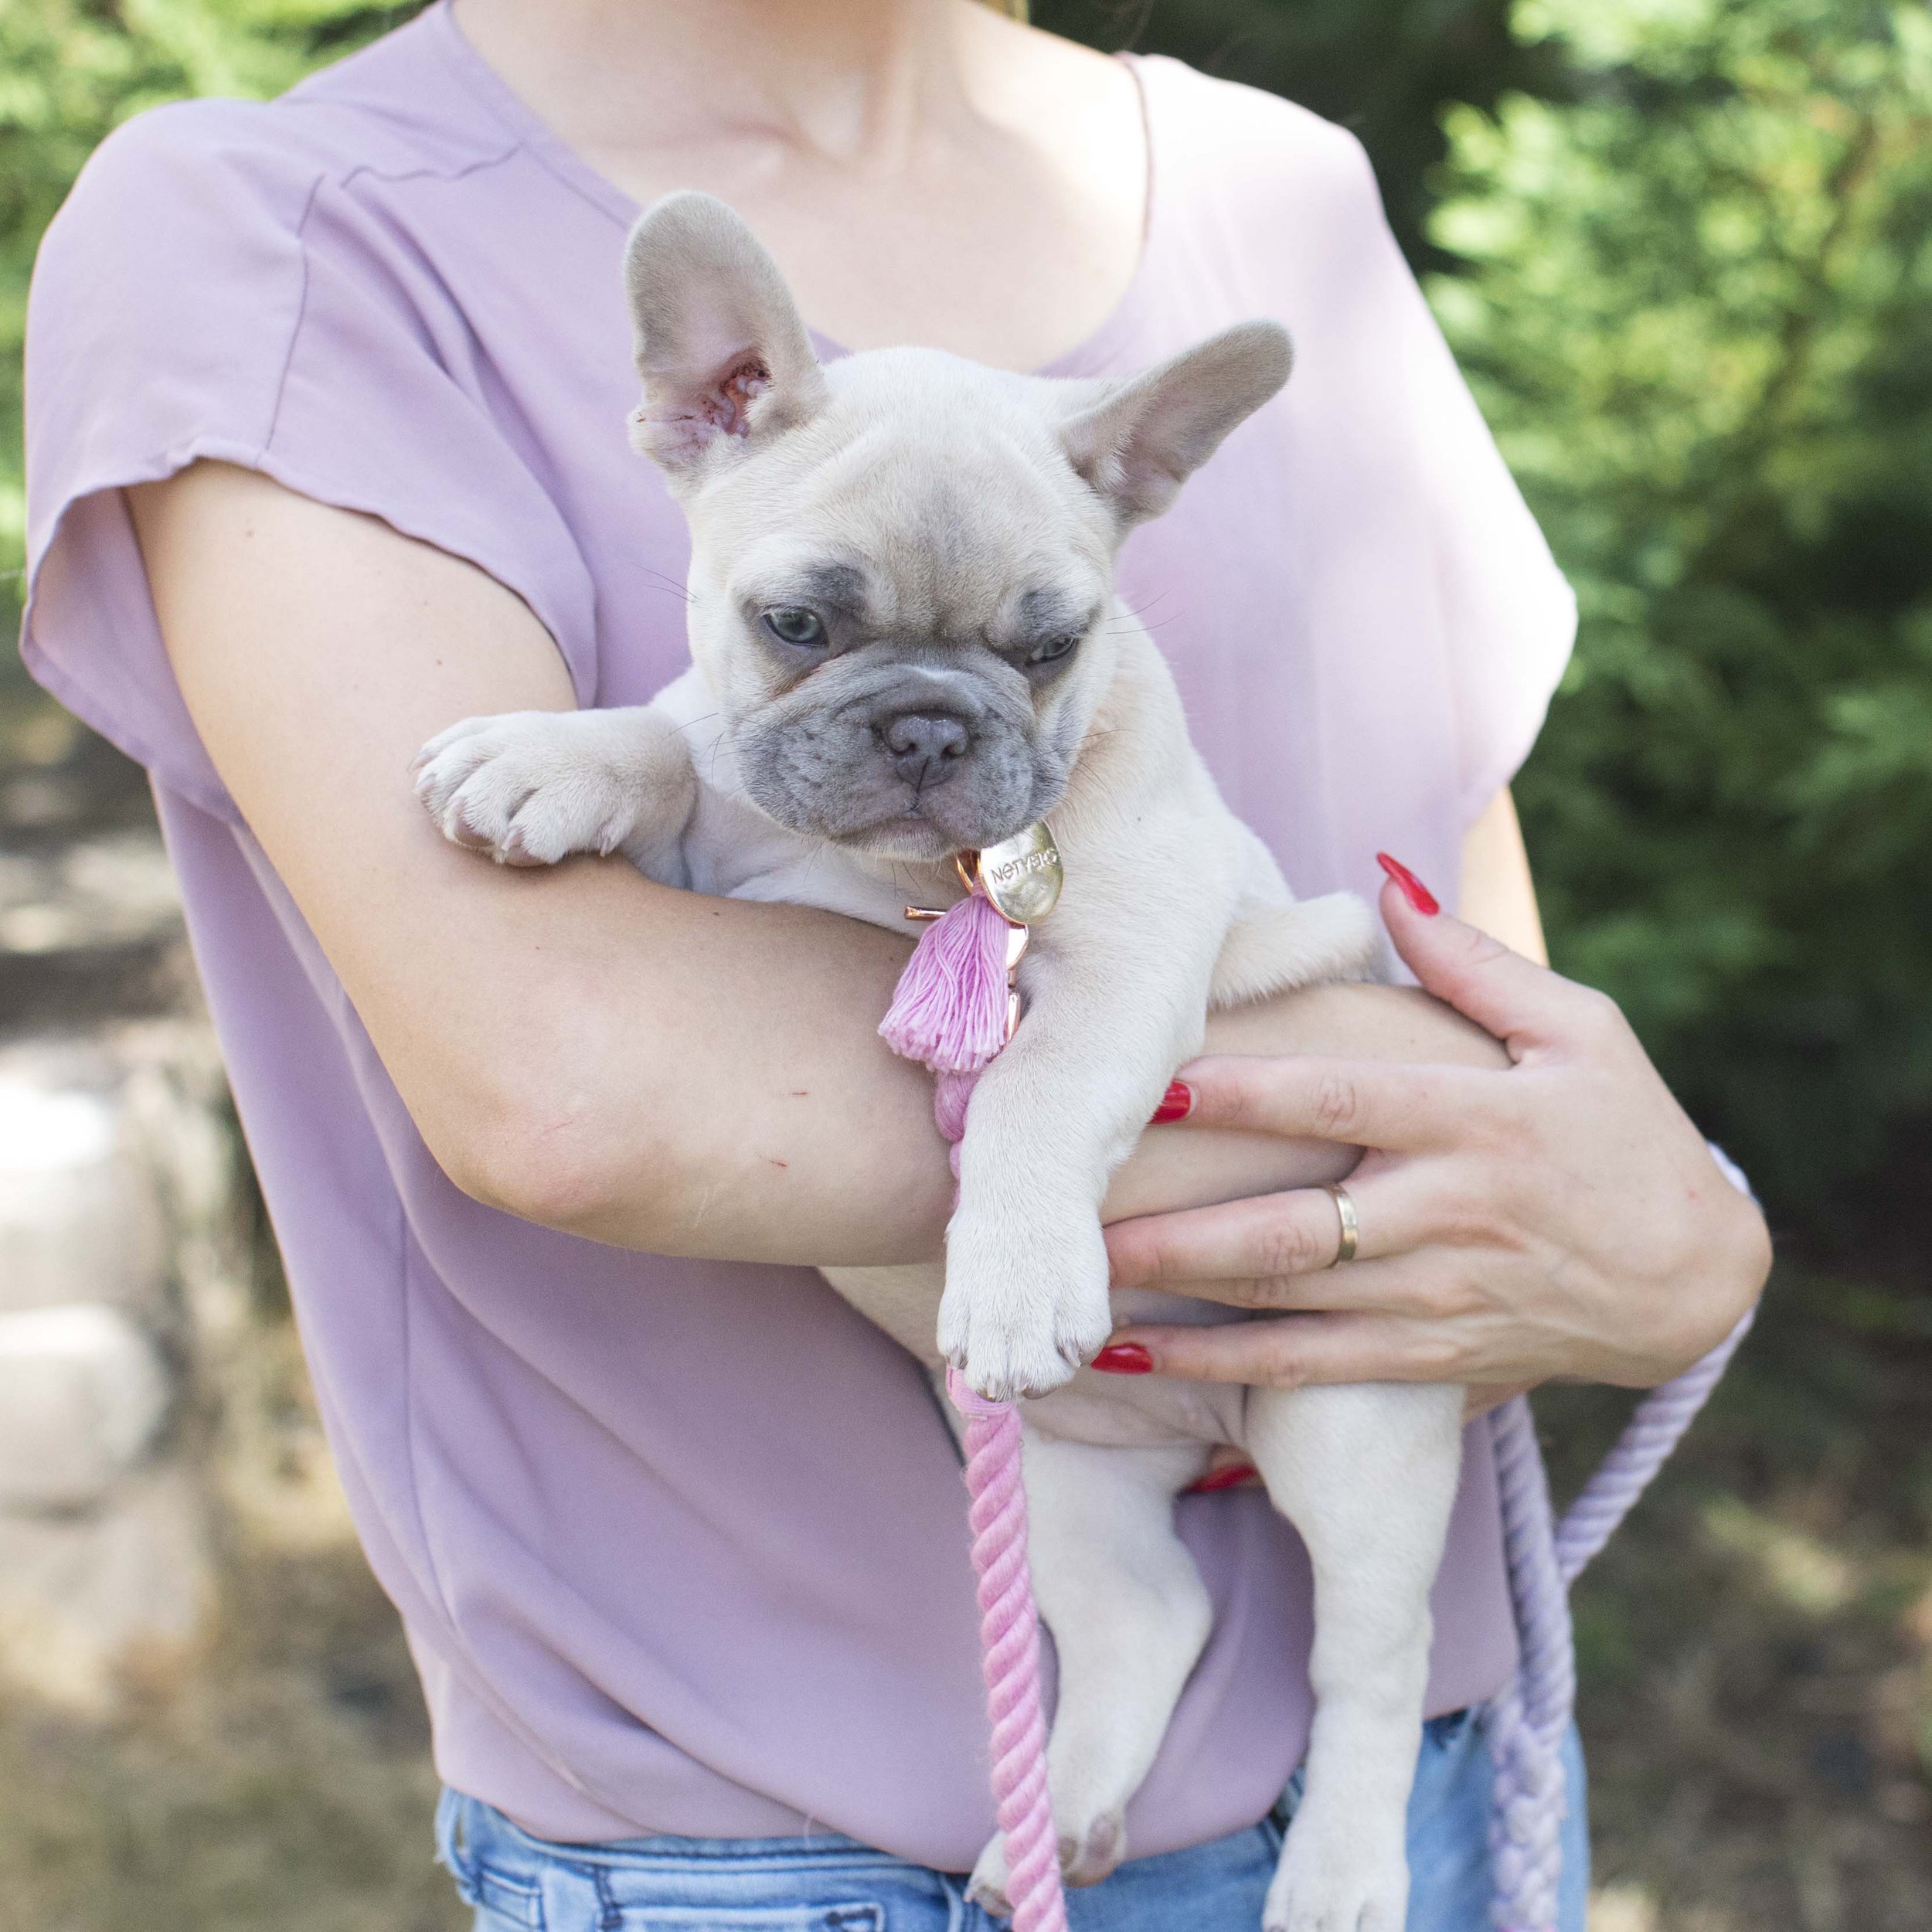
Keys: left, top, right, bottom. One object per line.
{"left": 423, "top": 0, "right": 1165, "bottom": 380}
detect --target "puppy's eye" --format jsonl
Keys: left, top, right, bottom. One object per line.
{"left": 762, "top": 607, "right": 825, "bottom": 648}
{"left": 1027, "top": 631, "right": 1081, "bottom": 667}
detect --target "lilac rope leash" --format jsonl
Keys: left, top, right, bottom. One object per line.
{"left": 1487, "top": 1147, "right": 1759, "bottom": 1930}
{"left": 882, "top": 876, "right": 1756, "bottom": 1932}
{"left": 883, "top": 884, "right": 1068, "bottom": 1932}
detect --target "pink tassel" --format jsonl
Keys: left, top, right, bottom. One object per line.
{"left": 879, "top": 893, "right": 1012, "bottom": 1075}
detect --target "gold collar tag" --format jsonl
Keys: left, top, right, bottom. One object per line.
{"left": 961, "top": 821, "right": 1063, "bottom": 926}
{"left": 905, "top": 822, "right": 1062, "bottom": 1016}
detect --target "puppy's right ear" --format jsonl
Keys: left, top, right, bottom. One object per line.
{"left": 624, "top": 192, "right": 828, "bottom": 485}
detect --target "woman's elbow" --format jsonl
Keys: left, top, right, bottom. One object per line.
{"left": 423, "top": 1077, "right": 686, "bottom": 1245}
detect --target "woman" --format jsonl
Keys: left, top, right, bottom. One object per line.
{"left": 21, "top": 1, "right": 1769, "bottom": 1927}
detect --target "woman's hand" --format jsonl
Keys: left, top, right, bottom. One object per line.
{"left": 1100, "top": 862, "right": 1773, "bottom": 1395}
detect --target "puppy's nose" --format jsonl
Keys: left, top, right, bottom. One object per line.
{"left": 883, "top": 710, "right": 971, "bottom": 789}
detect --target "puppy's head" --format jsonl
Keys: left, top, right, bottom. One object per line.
{"left": 624, "top": 192, "right": 1290, "bottom": 861}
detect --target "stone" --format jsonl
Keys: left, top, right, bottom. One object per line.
{"left": 0, "top": 1053, "right": 167, "bottom": 1315}
{"left": 0, "top": 1464, "right": 213, "bottom": 1713}
{"left": 0, "top": 1303, "right": 172, "bottom": 1510}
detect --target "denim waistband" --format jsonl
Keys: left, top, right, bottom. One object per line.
{"left": 436, "top": 1790, "right": 968, "bottom": 1931}
{"left": 434, "top": 1788, "right": 1287, "bottom": 1932}
{"left": 438, "top": 1790, "right": 915, "bottom": 1878}
{"left": 433, "top": 1709, "right": 1565, "bottom": 1932}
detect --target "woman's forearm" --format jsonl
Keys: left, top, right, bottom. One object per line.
{"left": 133, "top": 462, "right": 1505, "bottom": 1273}
{"left": 131, "top": 464, "right": 958, "bottom": 1264}
{"left": 549, "top": 976, "right": 1507, "bottom": 1268}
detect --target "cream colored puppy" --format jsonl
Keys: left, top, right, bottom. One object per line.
{"left": 416, "top": 193, "right": 1466, "bottom": 1932}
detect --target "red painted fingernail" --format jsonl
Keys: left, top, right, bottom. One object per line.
{"left": 1090, "top": 1342, "right": 1154, "bottom": 1375}
{"left": 1190, "top": 1460, "right": 1260, "bottom": 1494}
{"left": 1150, "top": 1080, "right": 1193, "bottom": 1124}
{"left": 1376, "top": 852, "right": 1440, "bottom": 917}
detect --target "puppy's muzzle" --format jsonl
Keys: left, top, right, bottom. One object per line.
{"left": 880, "top": 708, "right": 972, "bottom": 791}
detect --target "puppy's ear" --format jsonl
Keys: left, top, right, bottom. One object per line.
{"left": 624, "top": 192, "right": 829, "bottom": 484}
{"left": 1060, "top": 321, "right": 1291, "bottom": 529}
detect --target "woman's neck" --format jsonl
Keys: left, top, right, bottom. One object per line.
{"left": 451, "top": 0, "right": 988, "bottom": 179}
{"left": 446, "top": 0, "right": 1148, "bottom": 373}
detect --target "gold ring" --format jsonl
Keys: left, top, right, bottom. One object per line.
{"left": 1323, "top": 1183, "right": 1359, "bottom": 1266}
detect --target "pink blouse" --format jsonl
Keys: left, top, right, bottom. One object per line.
{"left": 22, "top": 2, "right": 1574, "bottom": 1865}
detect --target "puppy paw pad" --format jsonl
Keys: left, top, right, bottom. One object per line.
{"left": 1060, "top": 1810, "right": 1126, "bottom": 1887}
{"left": 966, "top": 1835, "right": 1012, "bottom": 1920}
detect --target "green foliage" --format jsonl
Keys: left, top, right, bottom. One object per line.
{"left": 1429, "top": 0, "right": 1932, "bottom": 1213}
{"left": 0, "top": 0, "right": 412, "bottom": 663}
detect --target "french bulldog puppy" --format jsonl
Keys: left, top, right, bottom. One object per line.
{"left": 415, "top": 192, "right": 1466, "bottom": 1932}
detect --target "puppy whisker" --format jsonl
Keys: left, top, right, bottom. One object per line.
{"left": 639, "top": 565, "right": 696, "bottom": 605}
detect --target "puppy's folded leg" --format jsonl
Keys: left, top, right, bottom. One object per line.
{"left": 967, "top": 1430, "right": 1213, "bottom": 1913}
{"left": 413, "top": 706, "right": 697, "bottom": 880}
{"left": 1246, "top": 1383, "right": 1464, "bottom": 1932}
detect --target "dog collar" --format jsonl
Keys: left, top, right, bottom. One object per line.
{"left": 905, "top": 818, "right": 1062, "bottom": 995}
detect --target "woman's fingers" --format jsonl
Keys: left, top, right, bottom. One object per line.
{"left": 1170, "top": 1052, "right": 1492, "bottom": 1153}
{"left": 1463, "top": 1382, "right": 1534, "bottom": 1420}
{"left": 1377, "top": 870, "right": 1614, "bottom": 1059}
{"left": 1107, "top": 1168, "right": 1433, "bottom": 1297}
{"left": 1110, "top": 1236, "right": 1490, "bottom": 1329}
{"left": 1102, "top": 1310, "right": 1468, "bottom": 1388}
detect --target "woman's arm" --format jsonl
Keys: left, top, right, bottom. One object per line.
{"left": 1457, "top": 787, "right": 1546, "bottom": 966}
{"left": 131, "top": 461, "right": 1502, "bottom": 1267}
{"left": 133, "top": 461, "right": 956, "bottom": 1263}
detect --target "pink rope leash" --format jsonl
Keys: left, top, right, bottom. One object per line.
{"left": 880, "top": 876, "right": 1757, "bottom": 1932}
{"left": 883, "top": 884, "right": 1067, "bottom": 1932}
{"left": 947, "top": 1369, "right": 1070, "bottom": 1932}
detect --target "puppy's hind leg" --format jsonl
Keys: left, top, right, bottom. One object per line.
{"left": 1246, "top": 1383, "right": 1464, "bottom": 1932}
{"left": 1207, "top": 827, "right": 1379, "bottom": 1009}
{"left": 968, "top": 1432, "right": 1212, "bottom": 1913}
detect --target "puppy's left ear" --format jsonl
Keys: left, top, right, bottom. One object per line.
{"left": 1060, "top": 321, "right": 1291, "bottom": 529}
{"left": 624, "top": 192, "right": 830, "bottom": 485}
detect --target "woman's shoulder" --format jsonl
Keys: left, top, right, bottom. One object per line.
{"left": 43, "top": 15, "right": 513, "bottom": 271}
{"left": 52, "top": 97, "right": 315, "bottom": 250}
{"left": 1131, "top": 54, "right": 1383, "bottom": 226}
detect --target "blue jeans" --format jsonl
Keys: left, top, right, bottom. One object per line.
{"left": 437, "top": 1712, "right": 1589, "bottom": 1932}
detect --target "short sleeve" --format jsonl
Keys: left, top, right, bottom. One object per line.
{"left": 21, "top": 100, "right": 597, "bottom": 822}
{"left": 1338, "top": 133, "right": 1577, "bottom": 819}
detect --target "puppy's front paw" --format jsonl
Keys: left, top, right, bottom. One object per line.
{"left": 937, "top": 1206, "right": 1112, "bottom": 1402}
{"left": 413, "top": 712, "right": 648, "bottom": 866}
{"left": 1264, "top": 1807, "right": 1408, "bottom": 1932}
